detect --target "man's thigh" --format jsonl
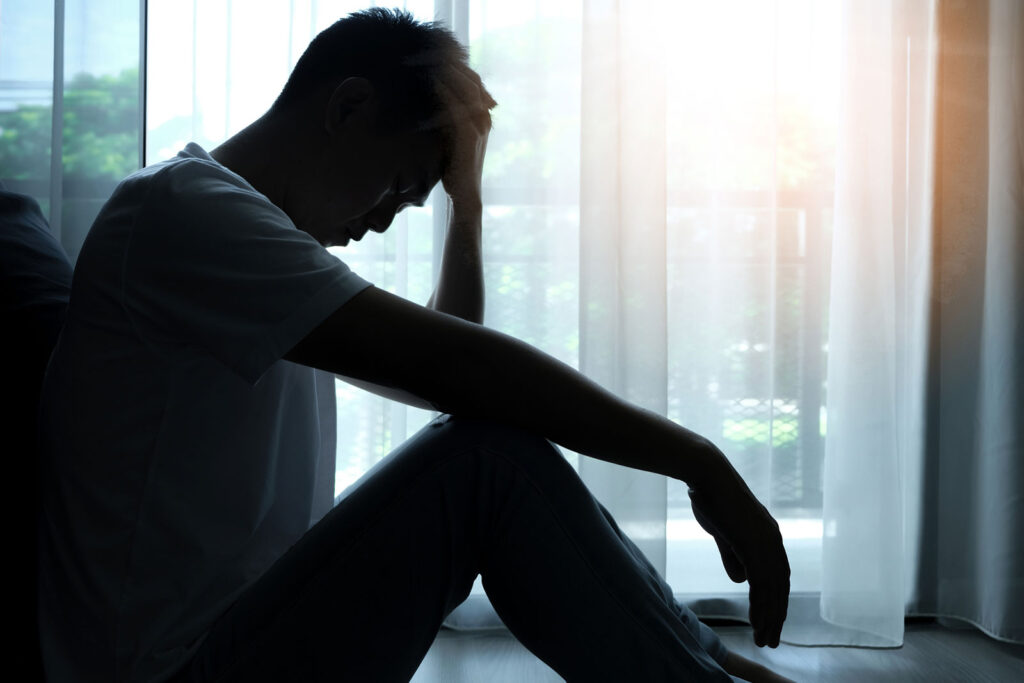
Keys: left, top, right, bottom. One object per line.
{"left": 173, "top": 415, "right": 526, "bottom": 683}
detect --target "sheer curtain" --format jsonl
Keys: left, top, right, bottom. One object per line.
{"left": 824, "top": 0, "right": 1023, "bottom": 647}
{"left": 567, "top": 0, "right": 844, "bottom": 643}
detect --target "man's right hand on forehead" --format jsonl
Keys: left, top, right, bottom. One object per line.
{"left": 436, "top": 65, "right": 496, "bottom": 209}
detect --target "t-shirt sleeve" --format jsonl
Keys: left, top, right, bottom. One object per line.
{"left": 122, "top": 162, "right": 372, "bottom": 384}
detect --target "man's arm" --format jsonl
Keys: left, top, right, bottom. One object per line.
{"left": 425, "top": 199, "right": 484, "bottom": 324}
{"left": 333, "top": 64, "right": 489, "bottom": 403}
{"left": 331, "top": 201, "right": 484, "bottom": 411}
{"left": 425, "top": 65, "right": 490, "bottom": 325}
{"left": 289, "top": 285, "right": 716, "bottom": 482}
{"left": 283, "top": 284, "right": 790, "bottom": 649}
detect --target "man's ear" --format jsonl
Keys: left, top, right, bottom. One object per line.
{"left": 325, "top": 77, "right": 374, "bottom": 135}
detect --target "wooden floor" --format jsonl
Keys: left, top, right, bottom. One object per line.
{"left": 411, "top": 618, "right": 1024, "bottom": 682}
{"left": 713, "top": 618, "right": 1024, "bottom": 682}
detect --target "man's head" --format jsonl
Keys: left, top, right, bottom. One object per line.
{"left": 274, "top": 8, "right": 465, "bottom": 134}
{"left": 257, "top": 8, "right": 494, "bottom": 247}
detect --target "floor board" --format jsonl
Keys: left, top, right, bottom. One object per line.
{"left": 411, "top": 620, "right": 1024, "bottom": 682}
{"left": 714, "top": 620, "right": 1024, "bottom": 683}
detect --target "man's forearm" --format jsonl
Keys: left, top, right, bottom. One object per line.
{"left": 422, "top": 320, "right": 724, "bottom": 490}
{"left": 288, "top": 286, "right": 722, "bottom": 488}
{"left": 427, "top": 201, "right": 484, "bottom": 324}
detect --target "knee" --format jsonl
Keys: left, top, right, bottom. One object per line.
{"left": 442, "top": 415, "right": 552, "bottom": 455}
{"left": 441, "top": 415, "right": 576, "bottom": 483}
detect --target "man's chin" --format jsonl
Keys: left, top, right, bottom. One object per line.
{"left": 307, "top": 229, "right": 348, "bottom": 248}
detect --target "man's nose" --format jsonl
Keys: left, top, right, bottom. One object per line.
{"left": 367, "top": 205, "right": 397, "bottom": 233}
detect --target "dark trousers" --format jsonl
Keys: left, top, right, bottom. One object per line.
{"left": 171, "top": 415, "right": 735, "bottom": 682}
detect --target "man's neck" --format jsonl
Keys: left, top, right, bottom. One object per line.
{"left": 210, "top": 112, "right": 300, "bottom": 212}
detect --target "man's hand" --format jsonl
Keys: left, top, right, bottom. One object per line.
{"left": 688, "top": 452, "right": 790, "bottom": 649}
{"left": 436, "top": 64, "right": 495, "bottom": 209}
{"left": 425, "top": 65, "right": 496, "bottom": 324}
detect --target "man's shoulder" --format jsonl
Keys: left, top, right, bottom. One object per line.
{"left": 126, "top": 153, "right": 261, "bottom": 211}
{"left": 76, "top": 151, "right": 289, "bottom": 286}
{"left": 110, "top": 152, "right": 288, "bottom": 242}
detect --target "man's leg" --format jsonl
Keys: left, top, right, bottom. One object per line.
{"left": 457, "top": 417, "right": 735, "bottom": 682}
{"left": 172, "top": 415, "right": 735, "bottom": 682}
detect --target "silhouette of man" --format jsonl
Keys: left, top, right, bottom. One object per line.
{"left": 37, "top": 9, "right": 791, "bottom": 683}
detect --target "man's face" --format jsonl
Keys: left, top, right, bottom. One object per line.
{"left": 294, "top": 112, "right": 445, "bottom": 248}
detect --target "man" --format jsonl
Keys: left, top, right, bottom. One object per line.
{"left": 37, "top": 9, "right": 792, "bottom": 683}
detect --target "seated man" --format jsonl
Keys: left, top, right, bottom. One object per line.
{"left": 36, "top": 8, "right": 791, "bottom": 683}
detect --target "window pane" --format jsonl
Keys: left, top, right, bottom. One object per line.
{"left": 0, "top": 0, "right": 141, "bottom": 262}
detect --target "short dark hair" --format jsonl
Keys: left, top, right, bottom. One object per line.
{"left": 273, "top": 8, "right": 469, "bottom": 131}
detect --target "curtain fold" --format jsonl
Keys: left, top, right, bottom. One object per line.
{"left": 820, "top": 0, "right": 924, "bottom": 648}
{"left": 579, "top": 0, "right": 669, "bottom": 574}
{"left": 905, "top": 0, "right": 1024, "bottom": 643}
{"left": 824, "top": 0, "right": 1023, "bottom": 646}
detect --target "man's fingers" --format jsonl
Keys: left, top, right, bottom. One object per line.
{"left": 748, "top": 580, "right": 766, "bottom": 646}
{"left": 772, "top": 560, "right": 791, "bottom": 646}
{"left": 421, "top": 81, "right": 490, "bottom": 133}
{"left": 434, "top": 65, "right": 482, "bottom": 111}
{"left": 687, "top": 484, "right": 790, "bottom": 648}
{"left": 445, "top": 66, "right": 482, "bottom": 104}
{"left": 766, "top": 575, "right": 787, "bottom": 647}
{"left": 745, "top": 554, "right": 790, "bottom": 648}
{"left": 441, "top": 87, "right": 491, "bottom": 138}
{"left": 769, "top": 532, "right": 790, "bottom": 647}
{"left": 453, "top": 63, "right": 497, "bottom": 109}
{"left": 402, "top": 50, "right": 498, "bottom": 114}
{"left": 748, "top": 512, "right": 789, "bottom": 647}
{"left": 443, "top": 69, "right": 492, "bottom": 135}
{"left": 750, "top": 581, "right": 777, "bottom": 647}
{"left": 414, "top": 63, "right": 497, "bottom": 135}
{"left": 439, "top": 65, "right": 497, "bottom": 112}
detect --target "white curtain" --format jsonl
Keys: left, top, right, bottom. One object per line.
{"left": 578, "top": 0, "right": 669, "bottom": 573}
{"left": 8, "top": 0, "right": 1009, "bottom": 653}
{"left": 820, "top": 0, "right": 937, "bottom": 647}
{"left": 824, "top": 0, "right": 1023, "bottom": 647}
{"left": 575, "top": 0, "right": 843, "bottom": 643}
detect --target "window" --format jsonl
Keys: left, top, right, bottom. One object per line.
{"left": 0, "top": 0, "right": 142, "bottom": 264}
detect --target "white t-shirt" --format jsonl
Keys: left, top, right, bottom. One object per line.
{"left": 37, "top": 143, "right": 372, "bottom": 682}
